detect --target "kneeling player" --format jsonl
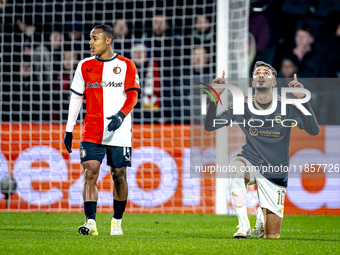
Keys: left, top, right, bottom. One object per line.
{"left": 205, "top": 62, "right": 319, "bottom": 238}
{"left": 229, "top": 157, "right": 286, "bottom": 238}
{"left": 64, "top": 25, "right": 141, "bottom": 235}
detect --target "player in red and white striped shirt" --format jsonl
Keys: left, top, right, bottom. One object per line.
{"left": 64, "top": 24, "right": 141, "bottom": 236}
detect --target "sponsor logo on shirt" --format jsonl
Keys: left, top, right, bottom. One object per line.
{"left": 249, "top": 127, "right": 280, "bottom": 138}
{"left": 101, "top": 81, "right": 123, "bottom": 87}
{"left": 249, "top": 127, "right": 258, "bottom": 136}
{"left": 258, "top": 130, "right": 280, "bottom": 138}
{"left": 87, "top": 81, "right": 123, "bottom": 88}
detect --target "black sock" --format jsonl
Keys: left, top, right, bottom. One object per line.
{"left": 84, "top": 201, "right": 97, "bottom": 221}
{"left": 113, "top": 199, "right": 127, "bottom": 219}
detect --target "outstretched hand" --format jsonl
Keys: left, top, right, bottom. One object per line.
{"left": 107, "top": 112, "right": 125, "bottom": 132}
{"left": 288, "top": 74, "right": 305, "bottom": 99}
{"left": 212, "top": 71, "right": 226, "bottom": 101}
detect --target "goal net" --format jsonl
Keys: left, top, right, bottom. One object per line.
{"left": 0, "top": 0, "right": 220, "bottom": 213}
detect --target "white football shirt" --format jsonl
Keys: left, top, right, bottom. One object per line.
{"left": 70, "top": 54, "right": 141, "bottom": 147}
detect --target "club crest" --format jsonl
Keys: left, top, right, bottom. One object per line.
{"left": 80, "top": 148, "right": 87, "bottom": 158}
{"left": 113, "top": 66, "right": 121, "bottom": 74}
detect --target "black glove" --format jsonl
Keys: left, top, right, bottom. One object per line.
{"left": 64, "top": 132, "right": 73, "bottom": 153}
{"left": 107, "top": 112, "right": 125, "bottom": 132}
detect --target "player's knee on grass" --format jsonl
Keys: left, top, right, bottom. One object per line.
{"left": 265, "top": 233, "right": 280, "bottom": 239}
{"left": 111, "top": 167, "right": 127, "bottom": 186}
{"left": 263, "top": 208, "right": 282, "bottom": 239}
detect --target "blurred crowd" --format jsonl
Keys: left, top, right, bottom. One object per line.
{"left": 250, "top": 0, "right": 340, "bottom": 124}
{"left": 1, "top": 0, "right": 340, "bottom": 125}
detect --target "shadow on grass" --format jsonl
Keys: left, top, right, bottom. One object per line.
{"left": 0, "top": 228, "right": 64, "bottom": 233}
{"left": 1, "top": 228, "right": 339, "bottom": 242}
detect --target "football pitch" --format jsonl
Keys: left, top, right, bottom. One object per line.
{"left": 1, "top": 212, "right": 339, "bottom": 254}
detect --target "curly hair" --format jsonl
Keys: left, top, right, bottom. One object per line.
{"left": 252, "top": 61, "right": 277, "bottom": 78}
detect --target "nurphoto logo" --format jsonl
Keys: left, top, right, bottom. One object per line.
{"left": 201, "top": 84, "right": 311, "bottom": 116}
{"left": 200, "top": 81, "right": 312, "bottom": 128}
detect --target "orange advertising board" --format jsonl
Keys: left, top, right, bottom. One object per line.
{"left": 0, "top": 123, "right": 339, "bottom": 215}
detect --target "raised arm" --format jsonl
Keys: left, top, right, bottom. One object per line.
{"left": 289, "top": 74, "right": 319, "bottom": 136}
{"left": 205, "top": 100, "right": 233, "bottom": 131}
{"left": 204, "top": 71, "right": 233, "bottom": 131}
{"left": 297, "top": 102, "right": 319, "bottom": 135}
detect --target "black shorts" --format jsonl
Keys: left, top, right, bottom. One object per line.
{"left": 79, "top": 142, "right": 132, "bottom": 168}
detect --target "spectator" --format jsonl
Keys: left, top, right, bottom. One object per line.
{"left": 276, "top": 54, "right": 300, "bottom": 91}
{"left": 64, "top": 1, "right": 83, "bottom": 50}
{"left": 143, "top": 14, "right": 173, "bottom": 123}
{"left": 193, "top": 14, "right": 214, "bottom": 46}
{"left": 276, "top": 54, "right": 321, "bottom": 123}
{"left": 33, "top": 31, "right": 63, "bottom": 83}
{"left": 0, "top": 0, "right": 5, "bottom": 11}
{"left": 114, "top": 19, "right": 129, "bottom": 40}
{"left": 313, "top": 11, "right": 340, "bottom": 124}
{"left": 314, "top": 11, "right": 340, "bottom": 78}
{"left": 279, "top": 1, "right": 338, "bottom": 60}
{"left": 249, "top": 7, "right": 272, "bottom": 64}
{"left": 192, "top": 47, "right": 210, "bottom": 73}
{"left": 53, "top": 51, "right": 79, "bottom": 121}
{"left": 16, "top": 19, "right": 36, "bottom": 38}
{"left": 282, "top": 24, "right": 322, "bottom": 78}
{"left": 149, "top": 14, "right": 172, "bottom": 64}
{"left": 131, "top": 44, "right": 162, "bottom": 124}
{"left": 14, "top": 19, "right": 37, "bottom": 61}
{"left": 152, "top": 14, "right": 169, "bottom": 38}
{"left": 113, "top": 19, "right": 132, "bottom": 59}
{"left": 49, "top": 31, "right": 63, "bottom": 80}
{"left": 293, "top": 26, "right": 314, "bottom": 61}
{"left": 278, "top": 55, "right": 299, "bottom": 79}
{"left": 66, "top": 31, "right": 83, "bottom": 52}
{"left": 2, "top": 57, "right": 50, "bottom": 122}
{"left": 191, "top": 14, "right": 215, "bottom": 67}
{"left": 282, "top": 0, "right": 340, "bottom": 18}
{"left": 174, "top": 47, "right": 214, "bottom": 124}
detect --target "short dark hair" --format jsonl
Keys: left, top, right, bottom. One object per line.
{"left": 296, "top": 22, "right": 314, "bottom": 37}
{"left": 252, "top": 61, "right": 277, "bottom": 78}
{"left": 93, "top": 24, "right": 115, "bottom": 43}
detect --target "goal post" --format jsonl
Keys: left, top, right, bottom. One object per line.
{"left": 215, "top": 0, "right": 229, "bottom": 215}
{"left": 215, "top": 0, "right": 250, "bottom": 215}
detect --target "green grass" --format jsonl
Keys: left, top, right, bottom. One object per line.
{"left": 1, "top": 213, "right": 340, "bottom": 255}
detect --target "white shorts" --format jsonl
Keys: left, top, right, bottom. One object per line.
{"left": 234, "top": 157, "right": 287, "bottom": 218}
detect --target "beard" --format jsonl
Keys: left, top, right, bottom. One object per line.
{"left": 255, "top": 86, "right": 270, "bottom": 93}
